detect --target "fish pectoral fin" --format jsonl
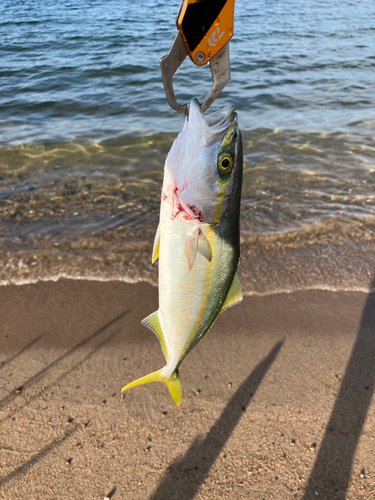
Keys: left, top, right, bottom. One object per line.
{"left": 219, "top": 270, "right": 243, "bottom": 314}
{"left": 152, "top": 223, "right": 161, "bottom": 263}
{"left": 122, "top": 368, "right": 182, "bottom": 406}
{"left": 185, "top": 227, "right": 200, "bottom": 272}
{"left": 141, "top": 311, "right": 168, "bottom": 360}
{"left": 198, "top": 230, "right": 212, "bottom": 262}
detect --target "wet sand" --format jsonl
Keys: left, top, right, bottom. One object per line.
{"left": 0, "top": 279, "right": 374, "bottom": 499}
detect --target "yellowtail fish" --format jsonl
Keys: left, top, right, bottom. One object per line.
{"left": 122, "top": 98, "right": 243, "bottom": 406}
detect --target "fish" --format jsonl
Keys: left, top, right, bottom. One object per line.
{"left": 122, "top": 98, "right": 243, "bottom": 406}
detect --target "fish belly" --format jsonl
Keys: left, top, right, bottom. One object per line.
{"left": 158, "top": 207, "right": 213, "bottom": 373}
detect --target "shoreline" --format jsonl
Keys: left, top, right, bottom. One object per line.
{"left": 0, "top": 279, "right": 374, "bottom": 499}
{"left": 1, "top": 273, "right": 375, "bottom": 297}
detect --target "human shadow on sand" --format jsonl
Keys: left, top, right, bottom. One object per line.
{"left": 150, "top": 341, "right": 283, "bottom": 500}
{"left": 0, "top": 423, "right": 79, "bottom": 488}
{"left": 0, "top": 310, "right": 129, "bottom": 413}
{"left": 0, "top": 333, "right": 45, "bottom": 372}
{"left": 302, "top": 281, "right": 375, "bottom": 499}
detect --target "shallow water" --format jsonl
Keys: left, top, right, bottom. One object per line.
{"left": 1, "top": 0, "right": 375, "bottom": 293}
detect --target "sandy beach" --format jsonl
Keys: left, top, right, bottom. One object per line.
{"left": 0, "top": 279, "right": 374, "bottom": 499}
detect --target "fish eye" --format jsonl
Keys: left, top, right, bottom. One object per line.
{"left": 218, "top": 153, "right": 233, "bottom": 174}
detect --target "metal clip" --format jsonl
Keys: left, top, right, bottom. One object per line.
{"left": 160, "top": 32, "right": 230, "bottom": 116}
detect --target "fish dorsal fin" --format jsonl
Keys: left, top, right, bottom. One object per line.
{"left": 185, "top": 227, "right": 200, "bottom": 272}
{"left": 198, "top": 229, "right": 212, "bottom": 262}
{"left": 152, "top": 223, "right": 161, "bottom": 263}
{"left": 141, "top": 311, "right": 168, "bottom": 360}
{"left": 219, "top": 271, "right": 243, "bottom": 314}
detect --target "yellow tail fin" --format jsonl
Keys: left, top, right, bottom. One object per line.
{"left": 122, "top": 368, "right": 182, "bottom": 406}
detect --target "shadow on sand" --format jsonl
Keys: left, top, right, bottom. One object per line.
{"left": 0, "top": 424, "right": 79, "bottom": 488}
{"left": 150, "top": 341, "right": 283, "bottom": 500}
{"left": 302, "top": 282, "right": 375, "bottom": 499}
{"left": 0, "top": 334, "right": 45, "bottom": 371}
{"left": 0, "top": 310, "right": 129, "bottom": 414}
{"left": 0, "top": 310, "right": 130, "bottom": 487}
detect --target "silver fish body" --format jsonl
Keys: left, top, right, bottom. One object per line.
{"left": 123, "top": 99, "right": 243, "bottom": 405}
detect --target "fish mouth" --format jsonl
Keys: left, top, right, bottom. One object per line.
{"left": 188, "top": 98, "right": 236, "bottom": 143}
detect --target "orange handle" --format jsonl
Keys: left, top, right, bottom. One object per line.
{"left": 177, "top": 0, "right": 235, "bottom": 66}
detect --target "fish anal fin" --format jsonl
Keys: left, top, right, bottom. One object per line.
{"left": 141, "top": 311, "right": 168, "bottom": 360}
{"left": 219, "top": 270, "right": 243, "bottom": 314}
{"left": 198, "top": 230, "right": 212, "bottom": 262}
{"left": 122, "top": 368, "right": 182, "bottom": 406}
{"left": 185, "top": 227, "right": 200, "bottom": 272}
{"left": 152, "top": 223, "right": 161, "bottom": 263}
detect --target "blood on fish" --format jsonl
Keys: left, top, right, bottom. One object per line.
{"left": 167, "top": 186, "right": 204, "bottom": 222}
{"left": 171, "top": 203, "right": 183, "bottom": 220}
{"left": 172, "top": 202, "right": 203, "bottom": 222}
{"left": 183, "top": 205, "right": 203, "bottom": 222}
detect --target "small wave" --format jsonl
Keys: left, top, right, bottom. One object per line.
{"left": 0, "top": 272, "right": 157, "bottom": 288}
{"left": 1, "top": 272, "right": 374, "bottom": 299}
{"left": 1, "top": 233, "right": 375, "bottom": 299}
{"left": 243, "top": 284, "right": 375, "bottom": 297}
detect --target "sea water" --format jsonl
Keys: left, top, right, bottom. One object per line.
{"left": 1, "top": 0, "right": 375, "bottom": 294}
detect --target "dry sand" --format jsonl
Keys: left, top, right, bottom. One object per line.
{"left": 0, "top": 279, "right": 374, "bottom": 499}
